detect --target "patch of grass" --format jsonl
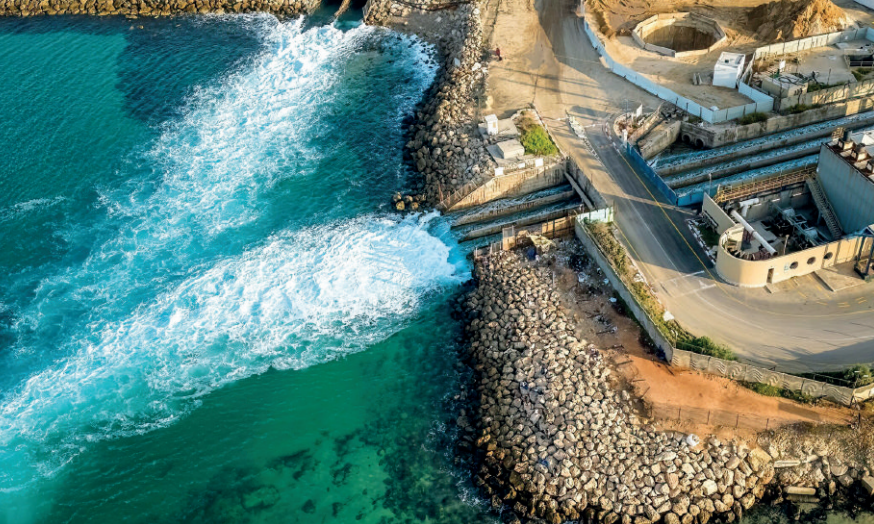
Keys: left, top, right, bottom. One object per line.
{"left": 800, "top": 364, "right": 874, "bottom": 388}
{"left": 738, "top": 112, "right": 769, "bottom": 125}
{"left": 742, "top": 382, "right": 782, "bottom": 397}
{"left": 785, "top": 103, "right": 822, "bottom": 114}
{"left": 676, "top": 336, "right": 737, "bottom": 361}
{"left": 741, "top": 382, "right": 816, "bottom": 404}
{"left": 517, "top": 112, "right": 558, "bottom": 157}
{"left": 807, "top": 82, "right": 842, "bottom": 93}
{"left": 853, "top": 70, "right": 865, "bottom": 82}
{"left": 520, "top": 125, "right": 559, "bottom": 156}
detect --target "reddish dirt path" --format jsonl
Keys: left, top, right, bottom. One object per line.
{"left": 550, "top": 246, "right": 854, "bottom": 441}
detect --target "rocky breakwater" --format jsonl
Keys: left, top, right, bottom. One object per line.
{"left": 462, "top": 250, "right": 776, "bottom": 524}
{"left": 1, "top": 0, "right": 315, "bottom": 17}
{"left": 368, "top": 1, "right": 494, "bottom": 204}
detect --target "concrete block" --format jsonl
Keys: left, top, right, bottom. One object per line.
{"left": 784, "top": 486, "right": 816, "bottom": 496}
{"left": 774, "top": 460, "right": 801, "bottom": 468}
{"left": 862, "top": 476, "right": 874, "bottom": 496}
{"left": 496, "top": 139, "right": 525, "bottom": 160}
{"left": 702, "top": 480, "right": 718, "bottom": 496}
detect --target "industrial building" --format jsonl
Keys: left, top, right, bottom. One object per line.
{"left": 712, "top": 52, "right": 745, "bottom": 89}
{"left": 702, "top": 130, "right": 874, "bottom": 287}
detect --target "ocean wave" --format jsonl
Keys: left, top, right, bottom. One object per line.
{"left": 0, "top": 16, "right": 449, "bottom": 489}
{"left": 0, "top": 212, "right": 463, "bottom": 487}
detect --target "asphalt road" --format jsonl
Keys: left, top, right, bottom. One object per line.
{"left": 521, "top": 0, "right": 874, "bottom": 372}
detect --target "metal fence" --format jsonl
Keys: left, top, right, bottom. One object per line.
{"left": 647, "top": 402, "right": 845, "bottom": 431}
{"left": 625, "top": 142, "right": 678, "bottom": 205}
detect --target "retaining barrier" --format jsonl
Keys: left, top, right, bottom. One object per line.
{"left": 625, "top": 142, "right": 678, "bottom": 205}
{"left": 672, "top": 350, "right": 874, "bottom": 406}
{"left": 575, "top": 213, "right": 873, "bottom": 408}
{"left": 583, "top": 17, "right": 773, "bottom": 123}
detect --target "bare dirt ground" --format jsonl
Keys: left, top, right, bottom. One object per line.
{"left": 547, "top": 240, "right": 855, "bottom": 440}
{"left": 603, "top": 36, "right": 757, "bottom": 108}
{"left": 587, "top": 0, "right": 872, "bottom": 108}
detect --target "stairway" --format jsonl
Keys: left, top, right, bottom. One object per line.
{"left": 806, "top": 175, "right": 843, "bottom": 240}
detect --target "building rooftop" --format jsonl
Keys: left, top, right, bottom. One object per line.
{"left": 827, "top": 130, "right": 874, "bottom": 186}
{"left": 715, "top": 52, "right": 744, "bottom": 68}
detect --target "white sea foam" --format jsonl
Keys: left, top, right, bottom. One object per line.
{"left": 1, "top": 212, "right": 462, "bottom": 479}
{"left": 0, "top": 16, "right": 452, "bottom": 489}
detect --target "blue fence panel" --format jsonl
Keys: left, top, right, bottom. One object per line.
{"left": 625, "top": 143, "right": 678, "bottom": 205}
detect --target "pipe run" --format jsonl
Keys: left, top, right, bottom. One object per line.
{"left": 730, "top": 209, "right": 777, "bottom": 255}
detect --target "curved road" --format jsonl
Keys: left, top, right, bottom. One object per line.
{"left": 489, "top": 0, "right": 874, "bottom": 372}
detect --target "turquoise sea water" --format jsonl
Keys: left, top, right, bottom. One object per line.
{"left": 0, "top": 14, "right": 494, "bottom": 523}
{"left": 0, "top": 12, "right": 871, "bottom": 524}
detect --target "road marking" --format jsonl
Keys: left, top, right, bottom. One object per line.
{"left": 857, "top": 297, "right": 867, "bottom": 304}
{"left": 839, "top": 302, "right": 851, "bottom": 308}
{"left": 817, "top": 301, "right": 829, "bottom": 306}
{"left": 602, "top": 130, "right": 874, "bottom": 320}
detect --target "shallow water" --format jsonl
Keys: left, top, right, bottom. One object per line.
{"left": 0, "top": 12, "right": 868, "bottom": 524}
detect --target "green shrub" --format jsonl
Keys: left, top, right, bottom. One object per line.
{"left": 741, "top": 382, "right": 815, "bottom": 403}
{"left": 676, "top": 336, "right": 737, "bottom": 361}
{"left": 799, "top": 363, "right": 874, "bottom": 387}
{"left": 520, "top": 125, "right": 558, "bottom": 156}
{"left": 696, "top": 223, "right": 720, "bottom": 247}
{"left": 743, "top": 382, "right": 782, "bottom": 397}
{"left": 738, "top": 112, "right": 769, "bottom": 125}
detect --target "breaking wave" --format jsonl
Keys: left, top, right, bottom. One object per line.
{"left": 0, "top": 15, "right": 458, "bottom": 489}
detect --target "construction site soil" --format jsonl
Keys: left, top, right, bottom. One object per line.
{"left": 587, "top": 0, "right": 870, "bottom": 108}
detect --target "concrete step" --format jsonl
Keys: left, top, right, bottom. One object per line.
{"left": 657, "top": 113, "right": 874, "bottom": 177}
{"left": 450, "top": 185, "right": 576, "bottom": 227}
{"left": 458, "top": 200, "right": 583, "bottom": 241}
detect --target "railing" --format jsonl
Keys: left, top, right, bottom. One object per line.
{"left": 647, "top": 402, "right": 848, "bottom": 431}
{"left": 713, "top": 167, "right": 813, "bottom": 203}
{"left": 806, "top": 175, "right": 843, "bottom": 239}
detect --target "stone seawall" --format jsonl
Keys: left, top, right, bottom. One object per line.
{"left": 368, "top": 0, "right": 495, "bottom": 203}
{"left": 462, "top": 250, "right": 774, "bottom": 524}
{"left": 0, "top": 0, "right": 316, "bottom": 16}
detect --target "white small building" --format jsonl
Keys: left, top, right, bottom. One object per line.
{"left": 712, "top": 52, "right": 746, "bottom": 89}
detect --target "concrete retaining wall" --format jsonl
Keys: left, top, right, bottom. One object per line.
{"left": 715, "top": 226, "right": 862, "bottom": 287}
{"left": 775, "top": 79, "right": 874, "bottom": 112}
{"left": 681, "top": 97, "right": 874, "bottom": 148}
{"left": 632, "top": 13, "right": 726, "bottom": 58}
{"left": 672, "top": 350, "right": 873, "bottom": 406}
{"left": 639, "top": 120, "right": 681, "bottom": 159}
{"left": 566, "top": 157, "right": 609, "bottom": 209}
{"left": 448, "top": 161, "right": 566, "bottom": 211}
{"left": 574, "top": 217, "right": 674, "bottom": 362}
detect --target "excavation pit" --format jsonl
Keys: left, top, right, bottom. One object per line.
{"left": 633, "top": 13, "right": 727, "bottom": 58}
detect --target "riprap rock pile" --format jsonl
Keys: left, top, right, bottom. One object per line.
{"left": 463, "top": 250, "right": 775, "bottom": 524}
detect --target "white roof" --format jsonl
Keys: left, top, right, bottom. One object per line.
{"left": 484, "top": 114, "right": 498, "bottom": 123}
{"left": 716, "top": 52, "right": 745, "bottom": 67}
